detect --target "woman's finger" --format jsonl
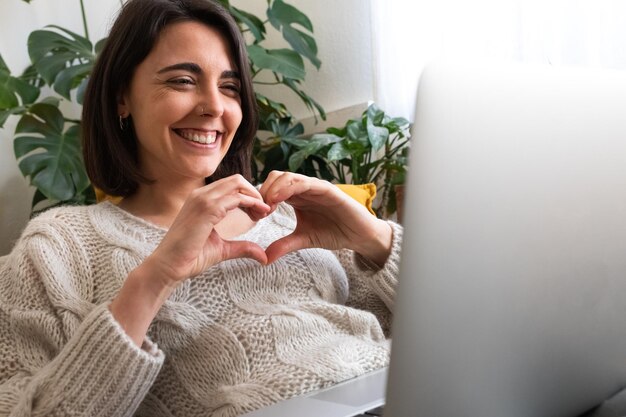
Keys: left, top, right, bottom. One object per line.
{"left": 221, "top": 240, "right": 268, "bottom": 265}
{"left": 264, "top": 232, "right": 310, "bottom": 264}
{"left": 207, "top": 174, "right": 265, "bottom": 201}
{"left": 262, "top": 172, "right": 327, "bottom": 205}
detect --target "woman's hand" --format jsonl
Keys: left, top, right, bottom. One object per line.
{"left": 111, "top": 175, "right": 270, "bottom": 346}
{"left": 147, "top": 174, "right": 270, "bottom": 289}
{"left": 259, "top": 171, "right": 393, "bottom": 266}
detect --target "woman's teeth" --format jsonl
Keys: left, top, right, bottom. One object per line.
{"left": 178, "top": 130, "right": 217, "bottom": 144}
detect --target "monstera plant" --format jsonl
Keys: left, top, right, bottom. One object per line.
{"left": 279, "top": 103, "right": 411, "bottom": 217}
{"left": 0, "top": 0, "right": 324, "bottom": 210}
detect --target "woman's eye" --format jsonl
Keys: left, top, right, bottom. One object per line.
{"left": 168, "top": 77, "right": 195, "bottom": 86}
{"left": 221, "top": 84, "right": 241, "bottom": 95}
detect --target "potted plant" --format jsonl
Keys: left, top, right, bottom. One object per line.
{"left": 0, "top": 0, "right": 324, "bottom": 211}
{"left": 261, "top": 103, "right": 411, "bottom": 219}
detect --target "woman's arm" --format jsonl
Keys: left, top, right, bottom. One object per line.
{"left": 0, "top": 235, "right": 164, "bottom": 417}
{"left": 109, "top": 174, "right": 270, "bottom": 346}
{"left": 334, "top": 221, "right": 404, "bottom": 336}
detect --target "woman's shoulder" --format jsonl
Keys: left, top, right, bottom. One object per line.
{"left": 16, "top": 202, "right": 143, "bottom": 251}
{"left": 22, "top": 204, "right": 93, "bottom": 234}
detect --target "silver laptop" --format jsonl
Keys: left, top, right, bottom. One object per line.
{"left": 244, "top": 61, "right": 626, "bottom": 417}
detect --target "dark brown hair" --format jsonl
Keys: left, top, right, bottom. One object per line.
{"left": 82, "top": 0, "right": 258, "bottom": 197}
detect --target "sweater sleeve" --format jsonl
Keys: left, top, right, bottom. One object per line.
{"left": 334, "top": 221, "right": 403, "bottom": 336}
{"left": 0, "top": 232, "right": 164, "bottom": 417}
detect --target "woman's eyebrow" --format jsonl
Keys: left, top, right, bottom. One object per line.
{"left": 157, "top": 62, "right": 202, "bottom": 74}
{"left": 157, "top": 64, "right": 240, "bottom": 80}
{"left": 221, "top": 70, "right": 240, "bottom": 80}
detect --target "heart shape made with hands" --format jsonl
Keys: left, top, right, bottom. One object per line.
{"left": 230, "top": 181, "right": 380, "bottom": 266}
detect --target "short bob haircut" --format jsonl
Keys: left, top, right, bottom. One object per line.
{"left": 82, "top": 0, "right": 258, "bottom": 197}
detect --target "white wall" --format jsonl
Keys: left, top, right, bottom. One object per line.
{"left": 0, "top": 0, "right": 373, "bottom": 255}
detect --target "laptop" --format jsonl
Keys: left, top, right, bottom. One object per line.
{"left": 243, "top": 61, "right": 626, "bottom": 417}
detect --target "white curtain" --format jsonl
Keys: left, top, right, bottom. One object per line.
{"left": 370, "top": 0, "right": 626, "bottom": 121}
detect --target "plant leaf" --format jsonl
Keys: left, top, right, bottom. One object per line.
{"left": 366, "top": 103, "right": 385, "bottom": 125}
{"left": 288, "top": 149, "right": 308, "bottom": 172}
{"left": 367, "top": 118, "right": 389, "bottom": 151}
{"left": 267, "top": 0, "right": 320, "bottom": 68}
{"left": 280, "top": 136, "right": 309, "bottom": 148}
{"left": 281, "top": 26, "right": 320, "bottom": 69}
{"left": 327, "top": 141, "right": 351, "bottom": 161}
{"left": 231, "top": 6, "right": 266, "bottom": 42}
{"left": 287, "top": 138, "right": 330, "bottom": 172}
{"left": 268, "top": 0, "right": 314, "bottom": 33}
{"left": 28, "top": 26, "right": 96, "bottom": 90}
{"left": 94, "top": 38, "right": 108, "bottom": 55}
{"left": 309, "top": 133, "right": 342, "bottom": 147}
{"left": 53, "top": 62, "right": 92, "bottom": 100}
{"left": 282, "top": 77, "right": 326, "bottom": 120}
{"left": 247, "top": 45, "right": 305, "bottom": 80}
{"left": 0, "top": 55, "right": 40, "bottom": 110}
{"left": 14, "top": 102, "right": 89, "bottom": 201}
{"left": 346, "top": 120, "right": 367, "bottom": 144}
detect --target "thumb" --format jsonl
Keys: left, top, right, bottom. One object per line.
{"left": 265, "top": 233, "right": 310, "bottom": 264}
{"left": 222, "top": 240, "right": 268, "bottom": 265}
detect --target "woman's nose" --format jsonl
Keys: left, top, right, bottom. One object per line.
{"left": 198, "top": 86, "right": 224, "bottom": 117}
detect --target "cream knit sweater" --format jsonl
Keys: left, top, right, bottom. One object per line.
{"left": 0, "top": 201, "right": 402, "bottom": 417}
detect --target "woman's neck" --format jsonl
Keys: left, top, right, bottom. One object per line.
{"left": 118, "top": 180, "right": 200, "bottom": 229}
{"left": 117, "top": 179, "right": 259, "bottom": 238}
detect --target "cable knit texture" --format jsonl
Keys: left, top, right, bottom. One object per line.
{"left": 0, "top": 201, "right": 402, "bottom": 417}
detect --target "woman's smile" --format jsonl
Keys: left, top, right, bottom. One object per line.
{"left": 174, "top": 128, "right": 222, "bottom": 146}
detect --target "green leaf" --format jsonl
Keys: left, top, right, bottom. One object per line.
{"left": 75, "top": 76, "right": 89, "bottom": 105}
{"left": 288, "top": 149, "right": 308, "bottom": 172}
{"left": 309, "top": 133, "right": 342, "bottom": 147}
{"left": 282, "top": 77, "right": 326, "bottom": 120}
{"left": 29, "top": 25, "right": 93, "bottom": 61}
{"left": 0, "top": 106, "right": 27, "bottom": 128}
{"left": 94, "top": 38, "right": 107, "bottom": 55}
{"left": 20, "top": 64, "right": 45, "bottom": 88}
{"left": 327, "top": 141, "right": 351, "bottom": 161}
{"left": 53, "top": 62, "right": 92, "bottom": 100}
{"left": 366, "top": 103, "right": 385, "bottom": 125}
{"left": 247, "top": 45, "right": 305, "bottom": 80}
{"left": 268, "top": 0, "right": 314, "bottom": 33}
{"left": 282, "top": 26, "right": 321, "bottom": 69}
{"left": 286, "top": 137, "right": 331, "bottom": 172}
{"left": 34, "top": 51, "right": 79, "bottom": 85}
{"left": 367, "top": 118, "right": 389, "bottom": 151}
{"left": 256, "top": 93, "right": 290, "bottom": 129}
{"left": 267, "top": 0, "right": 320, "bottom": 68}
{"left": 281, "top": 135, "right": 310, "bottom": 148}
{"left": 346, "top": 120, "right": 367, "bottom": 143}
{"left": 28, "top": 26, "right": 95, "bottom": 89}
{"left": 14, "top": 102, "right": 89, "bottom": 201}
{"left": 231, "top": 6, "right": 266, "bottom": 42}
{"left": 0, "top": 55, "right": 40, "bottom": 109}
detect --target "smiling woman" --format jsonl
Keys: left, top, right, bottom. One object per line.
{"left": 113, "top": 21, "right": 245, "bottom": 224}
{"left": 0, "top": 0, "right": 402, "bottom": 416}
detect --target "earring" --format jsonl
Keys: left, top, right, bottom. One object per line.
{"left": 119, "top": 115, "right": 125, "bottom": 131}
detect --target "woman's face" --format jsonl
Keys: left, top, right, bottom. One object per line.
{"left": 119, "top": 20, "right": 243, "bottom": 185}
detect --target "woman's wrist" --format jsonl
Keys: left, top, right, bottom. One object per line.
{"left": 109, "top": 261, "right": 175, "bottom": 346}
{"left": 354, "top": 219, "right": 393, "bottom": 268}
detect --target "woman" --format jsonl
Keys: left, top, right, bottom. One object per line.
{"left": 0, "top": 0, "right": 402, "bottom": 415}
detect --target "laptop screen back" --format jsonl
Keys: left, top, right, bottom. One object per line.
{"left": 384, "top": 62, "right": 626, "bottom": 417}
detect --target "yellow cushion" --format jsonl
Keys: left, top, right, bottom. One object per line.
{"left": 335, "top": 183, "right": 377, "bottom": 215}
{"left": 95, "top": 183, "right": 377, "bottom": 215}
{"left": 94, "top": 188, "right": 122, "bottom": 205}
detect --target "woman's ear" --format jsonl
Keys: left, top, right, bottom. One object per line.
{"left": 117, "top": 92, "right": 129, "bottom": 117}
